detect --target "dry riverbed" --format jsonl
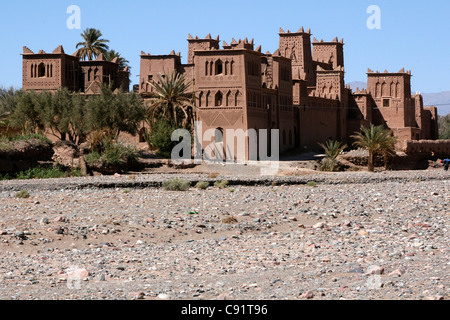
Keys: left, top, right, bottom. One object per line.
{"left": 0, "top": 169, "right": 448, "bottom": 300}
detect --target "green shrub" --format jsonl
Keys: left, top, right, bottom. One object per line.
{"left": 319, "top": 158, "right": 338, "bottom": 172}
{"left": 306, "top": 181, "right": 317, "bottom": 187}
{"left": 85, "top": 140, "right": 137, "bottom": 166}
{"left": 101, "top": 142, "right": 137, "bottom": 165}
{"left": 85, "top": 151, "right": 101, "bottom": 164}
{"left": 1, "top": 166, "right": 81, "bottom": 181}
{"left": 15, "top": 190, "right": 30, "bottom": 198}
{"left": 162, "top": 178, "right": 191, "bottom": 191}
{"left": 145, "top": 120, "right": 182, "bottom": 158}
{"left": 214, "top": 180, "right": 229, "bottom": 189}
{"left": 195, "top": 181, "right": 210, "bottom": 189}
{"left": 0, "top": 133, "right": 50, "bottom": 150}
{"left": 438, "top": 114, "right": 450, "bottom": 140}
{"left": 318, "top": 139, "right": 346, "bottom": 172}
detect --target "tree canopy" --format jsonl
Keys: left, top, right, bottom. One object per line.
{"left": 146, "top": 71, "right": 195, "bottom": 128}
{"left": 76, "top": 28, "right": 110, "bottom": 61}
{"left": 438, "top": 114, "right": 450, "bottom": 139}
{"left": 351, "top": 124, "right": 397, "bottom": 171}
{"left": 2, "top": 86, "right": 145, "bottom": 145}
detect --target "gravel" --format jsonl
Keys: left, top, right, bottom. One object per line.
{"left": 0, "top": 168, "right": 448, "bottom": 300}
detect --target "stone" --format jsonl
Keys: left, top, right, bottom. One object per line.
{"left": 388, "top": 269, "right": 404, "bottom": 277}
{"left": 129, "top": 292, "right": 145, "bottom": 300}
{"left": 158, "top": 293, "right": 170, "bottom": 300}
{"left": 300, "top": 291, "right": 314, "bottom": 299}
{"left": 67, "top": 268, "right": 89, "bottom": 280}
{"left": 358, "top": 229, "right": 370, "bottom": 236}
{"left": 313, "top": 222, "right": 326, "bottom": 229}
{"left": 366, "top": 265, "right": 384, "bottom": 275}
{"left": 53, "top": 216, "right": 66, "bottom": 222}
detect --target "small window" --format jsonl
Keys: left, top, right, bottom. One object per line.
{"left": 215, "top": 60, "right": 223, "bottom": 75}
{"left": 148, "top": 75, "right": 153, "bottom": 82}
{"left": 215, "top": 91, "right": 223, "bottom": 106}
{"left": 198, "top": 92, "right": 203, "bottom": 107}
{"left": 38, "top": 63, "right": 46, "bottom": 78}
{"left": 383, "top": 99, "right": 390, "bottom": 107}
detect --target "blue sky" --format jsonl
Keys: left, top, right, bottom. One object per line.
{"left": 1, "top": 0, "right": 449, "bottom": 93}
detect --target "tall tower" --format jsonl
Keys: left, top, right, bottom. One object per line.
{"left": 187, "top": 33, "right": 220, "bottom": 65}
{"left": 312, "top": 37, "right": 344, "bottom": 69}
{"left": 366, "top": 68, "right": 414, "bottom": 128}
{"left": 278, "top": 27, "right": 315, "bottom": 86}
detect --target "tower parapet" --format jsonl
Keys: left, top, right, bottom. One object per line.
{"left": 187, "top": 34, "right": 220, "bottom": 64}
{"left": 278, "top": 27, "right": 315, "bottom": 86}
{"left": 312, "top": 37, "right": 344, "bottom": 69}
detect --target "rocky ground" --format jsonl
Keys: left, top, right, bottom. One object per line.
{"left": 0, "top": 166, "right": 448, "bottom": 300}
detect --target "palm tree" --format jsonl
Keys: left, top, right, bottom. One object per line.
{"left": 318, "top": 139, "right": 347, "bottom": 171}
{"left": 146, "top": 71, "right": 195, "bottom": 128}
{"left": 351, "top": 124, "right": 397, "bottom": 171}
{"left": 104, "top": 50, "right": 130, "bottom": 70}
{"left": 76, "top": 28, "right": 109, "bottom": 61}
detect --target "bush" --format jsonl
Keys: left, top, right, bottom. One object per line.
{"left": 162, "top": 178, "right": 191, "bottom": 191}
{"left": 0, "top": 133, "right": 50, "bottom": 151}
{"left": 306, "top": 181, "right": 317, "bottom": 187}
{"left": 195, "top": 181, "right": 210, "bottom": 189}
{"left": 145, "top": 120, "right": 182, "bottom": 158}
{"left": 85, "top": 140, "right": 137, "bottom": 166}
{"left": 1, "top": 133, "right": 50, "bottom": 143}
{"left": 319, "top": 158, "right": 338, "bottom": 172}
{"left": 15, "top": 190, "right": 30, "bottom": 198}
{"left": 318, "top": 139, "right": 346, "bottom": 172}
{"left": 1, "top": 166, "right": 82, "bottom": 180}
{"left": 438, "top": 114, "right": 450, "bottom": 139}
{"left": 214, "top": 180, "right": 229, "bottom": 189}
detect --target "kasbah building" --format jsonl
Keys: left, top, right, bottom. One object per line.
{"left": 22, "top": 26, "right": 449, "bottom": 161}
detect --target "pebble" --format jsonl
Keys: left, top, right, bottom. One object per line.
{"left": 0, "top": 170, "right": 447, "bottom": 300}
{"left": 366, "top": 265, "right": 385, "bottom": 275}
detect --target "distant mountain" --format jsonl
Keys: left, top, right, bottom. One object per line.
{"left": 347, "top": 81, "right": 450, "bottom": 115}
{"left": 348, "top": 81, "right": 367, "bottom": 91}
{"left": 421, "top": 91, "right": 450, "bottom": 116}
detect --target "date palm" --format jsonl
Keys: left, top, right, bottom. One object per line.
{"left": 146, "top": 71, "right": 195, "bottom": 128}
{"left": 104, "top": 50, "right": 130, "bottom": 70}
{"left": 76, "top": 28, "right": 110, "bottom": 61}
{"left": 351, "top": 124, "right": 397, "bottom": 171}
{"left": 318, "top": 139, "right": 347, "bottom": 171}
